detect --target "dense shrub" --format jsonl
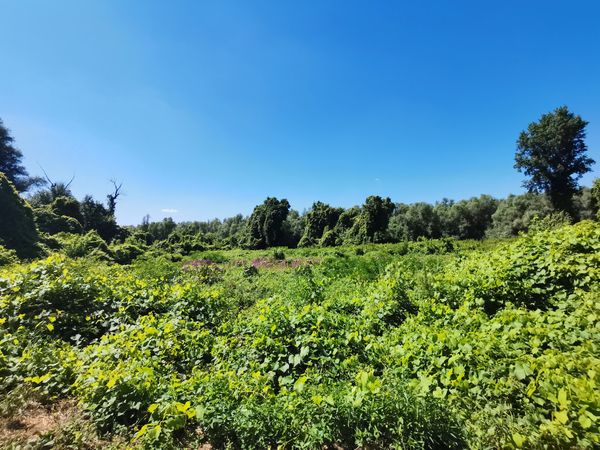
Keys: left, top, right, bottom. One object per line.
{"left": 54, "top": 231, "right": 112, "bottom": 260}
{"left": 0, "top": 255, "right": 114, "bottom": 344}
{"left": 0, "top": 244, "right": 18, "bottom": 266}
{"left": 51, "top": 196, "right": 83, "bottom": 223}
{"left": 382, "top": 287, "right": 600, "bottom": 448}
{"left": 110, "top": 241, "right": 146, "bottom": 265}
{"left": 433, "top": 221, "right": 600, "bottom": 312}
{"left": 74, "top": 314, "right": 212, "bottom": 432}
{"left": 0, "top": 173, "right": 40, "bottom": 258}
{"left": 34, "top": 205, "right": 83, "bottom": 234}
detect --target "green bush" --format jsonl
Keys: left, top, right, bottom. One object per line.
{"left": 54, "top": 231, "right": 112, "bottom": 260}
{"left": 110, "top": 241, "right": 146, "bottom": 265}
{"left": 0, "top": 244, "right": 18, "bottom": 266}
{"left": 272, "top": 249, "right": 286, "bottom": 260}
{"left": 434, "top": 221, "right": 600, "bottom": 312}
{"left": 34, "top": 205, "right": 83, "bottom": 234}
{"left": 74, "top": 314, "right": 212, "bottom": 433}
{"left": 0, "top": 255, "right": 114, "bottom": 344}
{"left": 0, "top": 173, "right": 40, "bottom": 258}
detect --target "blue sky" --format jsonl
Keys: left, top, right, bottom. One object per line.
{"left": 2, "top": 1, "right": 600, "bottom": 224}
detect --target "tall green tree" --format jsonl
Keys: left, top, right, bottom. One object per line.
{"left": 281, "top": 209, "right": 304, "bottom": 247}
{"left": 0, "top": 119, "right": 43, "bottom": 192}
{"left": 348, "top": 196, "right": 395, "bottom": 244}
{"left": 298, "top": 202, "right": 342, "bottom": 247}
{"left": 361, "top": 195, "right": 395, "bottom": 242}
{"left": 245, "top": 197, "right": 291, "bottom": 249}
{"left": 80, "top": 195, "right": 121, "bottom": 242}
{"left": 321, "top": 206, "right": 360, "bottom": 246}
{"left": 515, "top": 106, "right": 594, "bottom": 216}
{"left": 403, "top": 202, "right": 441, "bottom": 240}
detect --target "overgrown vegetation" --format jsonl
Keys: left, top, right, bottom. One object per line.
{"left": 0, "top": 221, "right": 599, "bottom": 448}
{"left": 1, "top": 106, "right": 599, "bottom": 448}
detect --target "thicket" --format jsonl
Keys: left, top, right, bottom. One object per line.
{"left": 126, "top": 189, "right": 596, "bottom": 256}
{"left": 1, "top": 221, "right": 599, "bottom": 448}
{"left": 0, "top": 173, "right": 40, "bottom": 258}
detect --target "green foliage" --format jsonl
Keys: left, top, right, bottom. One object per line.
{"left": 245, "top": 197, "right": 291, "bottom": 249}
{"left": 1, "top": 222, "right": 599, "bottom": 448}
{"left": 385, "top": 287, "right": 600, "bottom": 448}
{"left": 110, "top": 240, "right": 147, "bottom": 265}
{"left": 0, "top": 173, "right": 41, "bottom": 258}
{"left": 298, "top": 202, "right": 342, "bottom": 247}
{"left": 431, "top": 221, "right": 600, "bottom": 312}
{"left": 487, "top": 192, "right": 554, "bottom": 238}
{"left": 573, "top": 186, "right": 597, "bottom": 221}
{"left": 163, "top": 231, "right": 207, "bottom": 254}
{"left": 28, "top": 181, "right": 75, "bottom": 207}
{"left": 0, "top": 245, "right": 18, "bottom": 266}
{"left": 125, "top": 185, "right": 593, "bottom": 253}
{"left": 528, "top": 211, "right": 572, "bottom": 233}
{"left": 390, "top": 202, "right": 441, "bottom": 241}
{"left": 318, "top": 206, "right": 359, "bottom": 246}
{"left": 34, "top": 205, "right": 84, "bottom": 234}
{"left": 51, "top": 196, "right": 83, "bottom": 223}
{"left": 592, "top": 178, "right": 600, "bottom": 220}
{"left": 282, "top": 209, "right": 304, "bottom": 247}
{"left": 74, "top": 314, "right": 213, "bottom": 433}
{"left": 435, "top": 195, "right": 499, "bottom": 239}
{"left": 390, "top": 196, "right": 498, "bottom": 242}
{"left": 55, "top": 231, "right": 112, "bottom": 260}
{"left": 349, "top": 195, "right": 395, "bottom": 244}
{"left": 80, "top": 195, "right": 122, "bottom": 242}
{"left": 515, "top": 106, "right": 594, "bottom": 215}
{"left": 28, "top": 190, "right": 122, "bottom": 245}
{"left": 141, "top": 216, "right": 177, "bottom": 242}
{"left": 0, "top": 255, "right": 115, "bottom": 344}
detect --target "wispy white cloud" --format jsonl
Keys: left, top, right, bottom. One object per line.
{"left": 161, "top": 208, "right": 179, "bottom": 213}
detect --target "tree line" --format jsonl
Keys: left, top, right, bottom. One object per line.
{"left": 1, "top": 106, "right": 598, "bottom": 261}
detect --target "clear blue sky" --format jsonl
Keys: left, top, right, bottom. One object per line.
{"left": 2, "top": 1, "right": 599, "bottom": 224}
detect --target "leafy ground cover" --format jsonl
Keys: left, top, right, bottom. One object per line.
{"left": 0, "top": 222, "right": 599, "bottom": 449}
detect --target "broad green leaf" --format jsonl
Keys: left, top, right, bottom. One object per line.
{"left": 512, "top": 433, "right": 525, "bottom": 448}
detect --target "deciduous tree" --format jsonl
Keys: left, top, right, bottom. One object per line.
{"left": 245, "top": 197, "right": 291, "bottom": 248}
{"left": 515, "top": 106, "right": 594, "bottom": 216}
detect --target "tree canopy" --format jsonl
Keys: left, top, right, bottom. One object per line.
{"left": 245, "top": 197, "right": 291, "bottom": 249}
{"left": 0, "top": 119, "right": 42, "bottom": 192}
{"left": 352, "top": 195, "right": 395, "bottom": 243}
{"left": 515, "top": 106, "right": 594, "bottom": 216}
{"left": 298, "top": 202, "right": 342, "bottom": 247}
